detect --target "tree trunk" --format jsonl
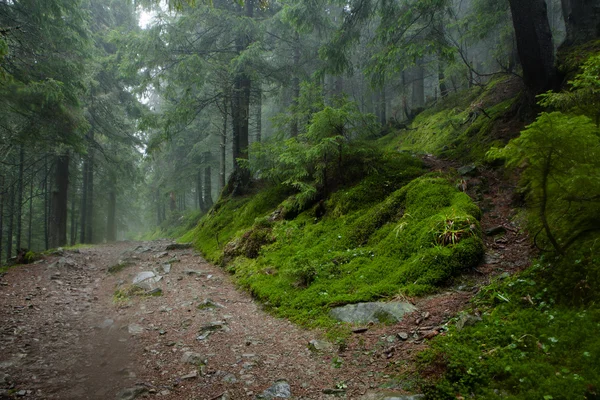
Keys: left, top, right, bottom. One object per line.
{"left": 70, "top": 178, "right": 76, "bottom": 246}
{"left": 203, "top": 152, "right": 213, "bottom": 209}
{"left": 439, "top": 60, "right": 449, "bottom": 98}
{"left": 255, "top": 84, "right": 262, "bottom": 143}
{"left": 49, "top": 154, "right": 69, "bottom": 249}
{"left": 197, "top": 171, "right": 206, "bottom": 212}
{"left": 227, "top": 0, "right": 254, "bottom": 196}
{"left": 85, "top": 146, "right": 94, "bottom": 244}
{"left": 44, "top": 156, "right": 49, "bottom": 250}
{"left": 6, "top": 181, "right": 14, "bottom": 261}
{"left": 80, "top": 155, "right": 88, "bottom": 243}
{"left": 290, "top": 33, "right": 301, "bottom": 138}
{"left": 220, "top": 93, "right": 228, "bottom": 192}
{"left": 169, "top": 192, "right": 176, "bottom": 212}
{"left": 380, "top": 86, "right": 387, "bottom": 125}
{"left": 508, "top": 0, "right": 556, "bottom": 93}
{"left": 16, "top": 146, "right": 24, "bottom": 251}
{"left": 106, "top": 173, "right": 116, "bottom": 242}
{"left": 411, "top": 60, "right": 425, "bottom": 108}
{"left": 561, "top": 0, "right": 600, "bottom": 46}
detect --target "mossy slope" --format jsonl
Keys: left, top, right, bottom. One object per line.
{"left": 188, "top": 153, "right": 484, "bottom": 327}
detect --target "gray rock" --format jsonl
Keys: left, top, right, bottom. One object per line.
{"left": 456, "top": 313, "right": 482, "bottom": 331}
{"left": 197, "top": 299, "right": 223, "bottom": 310}
{"left": 308, "top": 339, "right": 334, "bottom": 353}
{"left": 132, "top": 271, "right": 156, "bottom": 285}
{"left": 116, "top": 386, "right": 148, "bottom": 400}
{"left": 0, "top": 372, "right": 9, "bottom": 387}
{"left": 397, "top": 332, "right": 409, "bottom": 340}
{"left": 457, "top": 164, "right": 478, "bottom": 176}
{"left": 183, "top": 269, "right": 206, "bottom": 277}
{"left": 222, "top": 373, "right": 238, "bottom": 383}
{"left": 181, "top": 370, "right": 198, "bottom": 380}
{"left": 181, "top": 351, "right": 205, "bottom": 365}
{"left": 162, "top": 264, "right": 171, "bottom": 274}
{"left": 197, "top": 321, "right": 228, "bottom": 340}
{"left": 99, "top": 319, "right": 114, "bottom": 329}
{"left": 330, "top": 302, "right": 417, "bottom": 324}
{"left": 485, "top": 226, "right": 507, "bottom": 236}
{"left": 166, "top": 243, "right": 192, "bottom": 250}
{"left": 256, "top": 380, "right": 291, "bottom": 399}
{"left": 128, "top": 324, "right": 145, "bottom": 335}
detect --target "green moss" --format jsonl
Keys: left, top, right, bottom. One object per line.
{"left": 206, "top": 175, "right": 483, "bottom": 328}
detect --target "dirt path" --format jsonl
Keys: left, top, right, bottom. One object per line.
{"left": 0, "top": 240, "right": 432, "bottom": 400}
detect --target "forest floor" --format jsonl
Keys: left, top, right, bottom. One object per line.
{"left": 0, "top": 160, "right": 533, "bottom": 400}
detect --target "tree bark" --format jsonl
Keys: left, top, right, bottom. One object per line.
{"left": 80, "top": 154, "right": 88, "bottom": 243}
{"left": 16, "top": 146, "right": 24, "bottom": 251}
{"left": 508, "top": 0, "right": 556, "bottom": 93}
{"left": 255, "top": 84, "right": 262, "bottom": 143}
{"left": 44, "top": 155, "right": 49, "bottom": 250}
{"left": 197, "top": 171, "right": 206, "bottom": 212}
{"left": 85, "top": 145, "right": 94, "bottom": 243}
{"left": 6, "top": 181, "right": 14, "bottom": 260}
{"left": 203, "top": 151, "right": 213, "bottom": 209}
{"left": 411, "top": 60, "right": 425, "bottom": 109}
{"left": 49, "top": 154, "right": 69, "bottom": 249}
{"left": 106, "top": 173, "right": 116, "bottom": 242}
{"left": 220, "top": 93, "right": 228, "bottom": 192}
{"left": 380, "top": 86, "right": 387, "bottom": 125}
{"left": 561, "top": 0, "right": 600, "bottom": 46}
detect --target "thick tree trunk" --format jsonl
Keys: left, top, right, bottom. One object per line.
{"left": 29, "top": 175, "right": 33, "bottom": 249}
{"left": 80, "top": 155, "right": 88, "bottom": 243}
{"left": 70, "top": 179, "right": 76, "bottom": 246}
{"left": 380, "top": 86, "right": 387, "bottom": 125}
{"left": 49, "top": 154, "right": 69, "bottom": 249}
{"left": 106, "top": 173, "right": 116, "bottom": 242}
{"left": 44, "top": 156, "right": 49, "bottom": 250}
{"left": 220, "top": 94, "right": 228, "bottom": 192}
{"left": 508, "top": 0, "right": 556, "bottom": 93}
{"left": 6, "top": 182, "right": 14, "bottom": 260}
{"left": 411, "top": 61, "right": 425, "bottom": 109}
{"left": 16, "top": 146, "right": 24, "bottom": 251}
{"left": 85, "top": 147, "right": 94, "bottom": 243}
{"left": 227, "top": 0, "right": 254, "bottom": 196}
{"left": 561, "top": 0, "right": 600, "bottom": 46}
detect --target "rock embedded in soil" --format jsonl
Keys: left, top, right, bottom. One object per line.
{"left": 360, "top": 392, "right": 425, "bottom": 400}
{"left": 256, "top": 380, "right": 291, "bottom": 399}
{"left": 485, "top": 225, "right": 507, "bottom": 236}
{"left": 329, "top": 302, "right": 417, "bottom": 324}
{"left": 128, "top": 324, "right": 145, "bottom": 335}
{"left": 308, "top": 339, "right": 334, "bottom": 353}
{"left": 116, "top": 386, "right": 148, "bottom": 400}
{"left": 181, "top": 351, "right": 205, "bottom": 365}
{"left": 165, "top": 243, "right": 193, "bottom": 250}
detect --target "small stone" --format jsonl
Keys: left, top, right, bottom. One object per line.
{"left": 99, "top": 319, "right": 114, "bottom": 329}
{"left": 485, "top": 226, "right": 507, "bottom": 236}
{"left": 457, "top": 164, "right": 478, "bottom": 176}
{"left": 181, "top": 351, "right": 205, "bottom": 365}
{"left": 181, "top": 370, "right": 198, "bottom": 380}
{"left": 159, "top": 330, "right": 166, "bottom": 335}
{"left": 423, "top": 330, "right": 439, "bottom": 340}
{"left": 397, "top": 332, "right": 409, "bottom": 340}
{"left": 128, "top": 324, "right": 145, "bottom": 335}
{"left": 352, "top": 327, "right": 369, "bottom": 333}
{"left": 166, "top": 243, "right": 192, "bottom": 250}
{"left": 222, "top": 373, "right": 238, "bottom": 383}
{"left": 322, "top": 388, "right": 346, "bottom": 395}
{"left": 308, "top": 339, "right": 334, "bottom": 353}
{"left": 146, "top": 288, "right": 163, "bottom": 296}
{"left": 116, "top": 386, "right": 148, "bottom": 400}
{"left": 456, "top": 313, "right": 482, "bottom": 331}
{"left": 256, "top": 380, "right": 291, "bottom": 399}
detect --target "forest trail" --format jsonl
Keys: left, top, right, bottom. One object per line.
{"left": 0, "top": 158, "right": 533, "bottom": 400}
{"left": 0, "top": 240, "right": 430, "bottom": 400}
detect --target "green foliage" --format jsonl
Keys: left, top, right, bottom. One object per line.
{"left": 420, "top": 264, "right": 600, "bottom": 399}
{"left": 539, "top": 52, "right": 600, "bottom": 124}
{"left": 250, "top": 90, "right": 380, "bottom": 210}
{"left": 488, "top": 112, "right": 600, "bottom": 256}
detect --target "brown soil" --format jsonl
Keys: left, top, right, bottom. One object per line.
{"left": 0, "top": 161, "right": 533, "bottom": 400}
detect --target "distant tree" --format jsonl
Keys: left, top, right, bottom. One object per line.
{"left": 561, "top": 0, "right": 600, "bottom": 46}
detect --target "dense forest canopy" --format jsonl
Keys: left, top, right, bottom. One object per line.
{"left": 0, "top": 0, "right": 595, "bottom": 254}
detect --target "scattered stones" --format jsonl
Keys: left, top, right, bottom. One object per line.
{"left": 116, "top": 386, "right": 149, "bottom": 400}
{"left": 256, "top": 380, "right": 291, "bottom": 399}
{"left": 330, "top": 302, "right": 417, "bottom": 324}
{"left": 181, "top": 351, "right": 206, "bottom": 365}
{"left": 128, "top": 324, "right": 145, "bottom": 335}
{"left": 165, "top": 243, "right": 193, "bottom": 250}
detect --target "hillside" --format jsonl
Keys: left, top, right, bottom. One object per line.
{"left": 180, "top": 63, "right": 600, "bottom": 398}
